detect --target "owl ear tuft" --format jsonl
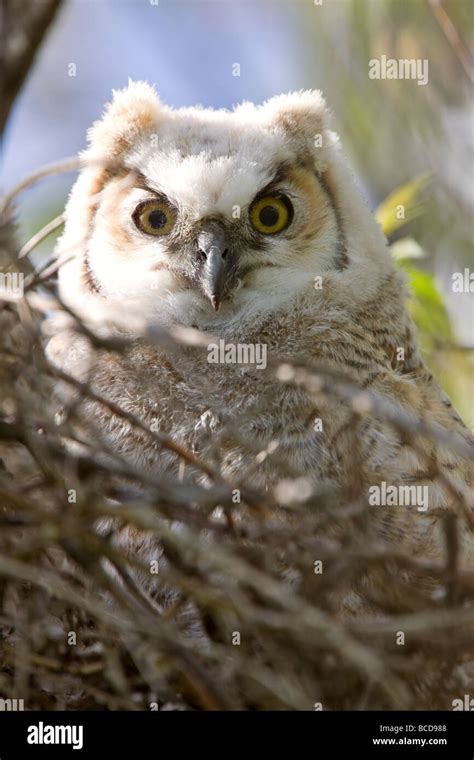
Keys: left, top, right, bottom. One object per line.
{"left": 86, "top": 80, "right": 164, "bottom": 162}
{"left": 262, "top": 90, "right": 331, "bottom": 169}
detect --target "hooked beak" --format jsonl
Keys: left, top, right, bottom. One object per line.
{"left": 197, "top": 227, "right": 234, "bottom": 312}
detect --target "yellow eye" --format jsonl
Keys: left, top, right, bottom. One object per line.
{"left": 249, "top": 194, "right": 293, "bottom": 235}
{"left": 133, "top": 200, "right": 176, "bottom": 236}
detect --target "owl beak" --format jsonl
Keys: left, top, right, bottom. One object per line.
{"left": 197, "top": 229, "right": 233, "bottom": 312}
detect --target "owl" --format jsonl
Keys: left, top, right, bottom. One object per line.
{"left": 47, "top": 81, "right": 473, "bottom": 599}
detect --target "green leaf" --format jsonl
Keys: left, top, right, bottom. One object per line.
{"left": 390, "top": 236, "right": 426, "bottom": 262}
{"left": 375, "top": 174, "right": 431, "bottom": 237}
{"left": 399, "top": 262, "right": 453, "bottom": 347}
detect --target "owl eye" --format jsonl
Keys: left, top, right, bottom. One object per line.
{"left": 132, "top": 199, "right": 176, "bottom": 236}
{"left": 249, "top": 194, "right": 293, "bottom": 235}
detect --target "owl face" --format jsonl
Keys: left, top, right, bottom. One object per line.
{"left": 58, "top": 83, "right": 390, "bottom": 332}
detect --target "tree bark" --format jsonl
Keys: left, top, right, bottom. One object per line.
{"left": 0, "top": 0, "right": 64, "bottom": 136}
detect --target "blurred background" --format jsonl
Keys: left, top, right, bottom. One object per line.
{"left": 1, "top": 0, "right": 473, "bottom": 422}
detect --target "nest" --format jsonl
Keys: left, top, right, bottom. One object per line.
{"left": 0, "top": 166, "right": 473, "bottom": 712}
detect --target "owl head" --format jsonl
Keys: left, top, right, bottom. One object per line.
{"left": 57, "top": 81, "right": 392, "bottom": 333}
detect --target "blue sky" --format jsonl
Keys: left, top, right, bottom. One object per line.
{"left": 1, "top": 0, "right": 315, "bottom": 187}
{"left": 1, "top": 0, "right": 327, "bottom": 248}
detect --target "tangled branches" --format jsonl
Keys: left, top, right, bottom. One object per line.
{"left": 0, "top": 164, "right": 473, "bottom": 711}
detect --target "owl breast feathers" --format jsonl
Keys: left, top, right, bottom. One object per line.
{"left": 47, "top": 81, "right": 473, "bottom": 567}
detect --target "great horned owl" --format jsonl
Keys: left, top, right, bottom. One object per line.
{"left": 47, "top": 82, "right": 473, "bottom": 584}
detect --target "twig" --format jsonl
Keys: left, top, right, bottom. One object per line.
{"left": 18, "top": 213, "right": 65, "bottom": 259}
